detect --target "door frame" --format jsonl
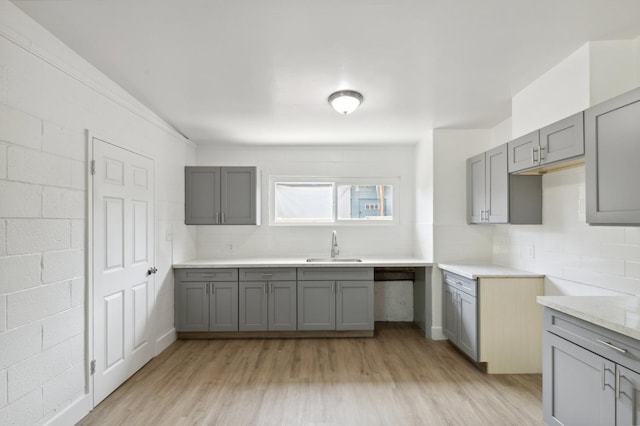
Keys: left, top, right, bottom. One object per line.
{"left": 86, "top": 131, "right": 157, "bottom": 408}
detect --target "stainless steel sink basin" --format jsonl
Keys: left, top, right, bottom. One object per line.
{"left": 306, "top": 258, "right": 363, "bottom": 263}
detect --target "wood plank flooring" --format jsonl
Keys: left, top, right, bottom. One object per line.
{"left": 79, "top": 323, "right": 542, "bottom": 425}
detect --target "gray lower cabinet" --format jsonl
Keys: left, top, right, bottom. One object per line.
{"left": 185, "top": 166, "right": 257, "bottom": 225}
{"left": 238, "top": 268, "right": 297, "bottom": 331}
{"left": 585, "top": 86, "right": 640, "bottom": 225}
{"left": 297, "top": 268, "right": 374, "bottom": 331}
{"left": 508, "top": 112, "right": 584, "bottom": 173}
{"left": 175, "top": 268, "right": 239, "bottom": 332}
{"left": 543, "top": 308, "right": 640, "bottom": 425}
{"left": 441, "top": 272, "right": 477, "bottom": 361}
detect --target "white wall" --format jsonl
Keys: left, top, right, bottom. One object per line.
{"left": 194, "top": 144, "right": 416, "bottom": 259}
{"left": 0, "top": 2, "right": 195, "bottom": 424}
{"left": 430, "top": 129, "right": 495, "bottom": 338}
{"left": 414, "top": 132, "right": 434, "bottom": 260}
{"left": 493, "top": 40, "right": 640, "bottom": 296}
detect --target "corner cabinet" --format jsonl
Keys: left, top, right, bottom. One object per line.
{"left": 467, "top": 144, "right": 542, "bottom": 225}
{"left": 586, "top": 86, "right": 640, "bottom": 225}
{"left": 238, "top": 268, "right": 297, "bottom": 331}
{"left": 185, "top": 166, "right": 258, "bottom": 225}
{"left": 175, "top": 269, "right": 239, "bottom": 332}
{"left": 297, "top": 268, "right": 374, "bottom": 331}
{"left": 543, "top": 308, "right": 640, "bottom": 425}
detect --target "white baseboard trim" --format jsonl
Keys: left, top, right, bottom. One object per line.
{"left": 45, "top": 393, "right": 92, "bottom": 426}
{"left": 430, "top": 326, "right": 446, "bottom": 341}
{"left": 155, "top": 327, "right": 176, "bottom": 356}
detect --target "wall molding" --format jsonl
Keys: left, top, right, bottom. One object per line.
{"left": 45, "top": 393, "right": 92, "bottom": 426}
{"left": 155, "top": 327, "right": 177, "bottom": 356}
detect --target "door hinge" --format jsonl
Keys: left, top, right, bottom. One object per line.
{"left": 90, "top": 160, "right": 96, "bottom": 175}
{"left": 90, "top": 360, "right": 96, "bottom": 375}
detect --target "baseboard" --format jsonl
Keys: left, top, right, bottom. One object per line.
{"left": 45, "top": 393, "right": 92, "bottom": 426}
{"left": 430, "top": 326, "right": 446, "bottom": 340}
{"left": 155, "top": 327, "right": 176, "bottom": 356}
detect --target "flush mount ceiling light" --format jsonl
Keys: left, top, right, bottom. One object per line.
{"left": 328, "top": 90, "right": 364, "bottom": 115}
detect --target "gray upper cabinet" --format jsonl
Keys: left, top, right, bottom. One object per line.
{"left": 468, "top": 143, "right": 542, "bottom": 225}
{"left": 540, "top": 112, "right": 584, "bottom": 165}
{"left": 185, "top": 166, "right": 257, "bottom": 225}
{"left": 508, "top": 113, "right": 584, "bottom": 174}
{"left": 467, "top": 144, "right": 509, "bottom": 224}
{"left": 586, "top": 87, "right": 640, "bottom": 225}
{"left": 507, "top": 130, "right": 540, "bottom": 173}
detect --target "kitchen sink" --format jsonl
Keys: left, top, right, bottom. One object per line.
{"left": 306, "top": 258, "right": 363, "bottom": 263}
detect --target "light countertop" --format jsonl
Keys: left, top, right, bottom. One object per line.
{"left": 173, "top": 258, "right": 433, "bottom": 269}
{"left": 438, "top": 263, "right": 544, "bottom": 279}
{"left": 538, "top": 296, "right": 640, "bottom": 341}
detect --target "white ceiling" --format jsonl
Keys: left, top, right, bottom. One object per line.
{"left": 11, "top": 0, "right": 640, "bottom": 145}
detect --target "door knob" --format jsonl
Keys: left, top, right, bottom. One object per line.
{"left": 147, "top": 267, "right": 158, "bottom": 276}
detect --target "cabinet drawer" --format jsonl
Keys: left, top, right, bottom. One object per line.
{"left": 442, "top": 271, "right": 477, "bottom": 297}
{"left": 297, "top": 267, "right": 374, "bottom": 281}
{"left": 545, "top": 308, "right": 640, "bottom": 373}
{"left": 175, "top": 268, "right": 238, "bottom": 282}
{"left": 239, "top": 268, "right": 296, "bottom": 281}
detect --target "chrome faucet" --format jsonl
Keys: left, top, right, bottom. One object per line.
{"left": 330, "top": 230, "right": 339, "bottom": 258}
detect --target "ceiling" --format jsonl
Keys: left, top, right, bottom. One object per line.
{"left": 11, "top": 0, "right": 640, "bottom": 146}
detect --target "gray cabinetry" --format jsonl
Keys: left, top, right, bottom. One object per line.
{"left": 543, "top": 308, "right": 640, "bottom": 425}
{"left": 441, "top": 271, "right": 477, "bottom": 361}
{"left": 297, "top": 268, "right": 374, "bottom": 331}
{"left": 185, "top": 166, "right": 257, "bottom": 225}
{"left": 467, "top": 144, "right": 508, "bottom": 224}
{"left": 586, "top": 87, "right": 640, "bottom": 225}
{"left": 508, "top": 112, "right": 584, "bottom": 173}
{"left": 239, "top": 268, "right": 296, "bottom": 331}
{"left": 175, "top": 268, "right": 238, "bottom": 332}
{"left": 467, "top": 144, "right": 542, "bottom": 225}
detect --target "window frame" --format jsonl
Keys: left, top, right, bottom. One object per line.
{"left": 269, "top": 176, "right": 400, "bottom": 226}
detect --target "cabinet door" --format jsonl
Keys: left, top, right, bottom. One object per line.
{"left": 457, "top": 291, "right": 478, "bottom": 361}
{"left": 540, "top": 112, "right": 584, "bottom": 165}
{"left": 210, "top": 281, "right": 238, "bottom": 331}
{"left": 239, "top": 281, "right": 268, "bottom": 331}
{"left": 220, "top": 167, "right": 256, "bottom": 225}
{"left": 616, "top": 365, "right": 640, "bottom": 426}
{"left": 185, "top": 167, "right": 220, "bottom": 225}
{"left": 297, "top": 281, "right": 335, "bottom": 331}
{"left": 543, "top": 332, "right": 615, "bottom": 426}
{"left": 466, "top": 152, "right": 486, "bottom": 224}
{"left": 586, "top": 87, "right": 640, "bottom": 224}
{"left": 177, "top": 282, "right": 209, "bottom": 332}
{"left": 485, "top": 144, "right": 508, "bottom": 224}
{"left": 442, "top": 284, "right": 458, "bottom": 342}
{"left": 336, "top": 281, "right": 373, "bottom": 331}
{"left": 268, "top": 281, "right": 297, "bottom": 331}
{"left": 507, "top": 130, "right": 540, "bottom": 173}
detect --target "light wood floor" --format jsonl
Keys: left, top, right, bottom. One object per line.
{"left": 79, "top": 323, "right": 542, "bottom": 425}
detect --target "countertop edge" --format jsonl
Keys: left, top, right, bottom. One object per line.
{"left": 438, "top": 263, "right": 545, "bottom": 279}
{"left": 537, "top": 296, "right": 640, "bottom": 341}
{"left": 173, "top": 259, "right": 434, "bottom": 268}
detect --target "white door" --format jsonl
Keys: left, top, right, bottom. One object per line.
{"left": 92, "top": 138, "right": 155, "bottom": 406}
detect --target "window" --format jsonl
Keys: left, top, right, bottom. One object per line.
{"left": 271, "top": 177, "right": 397, "bottom": 225}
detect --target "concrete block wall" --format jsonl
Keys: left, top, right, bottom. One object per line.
{"left": 0, "top": 2, "right": 195, "bottom": 424}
